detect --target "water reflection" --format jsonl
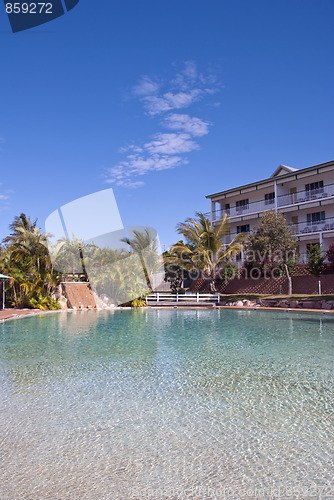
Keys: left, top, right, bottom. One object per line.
{"left": 0, "top": 310, "right": 159, "bottom": 390}
{"left": 0, "top": 309, "right": 333, "bottom": 498}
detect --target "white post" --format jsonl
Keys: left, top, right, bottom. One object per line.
{"left": 2, "top": 280, "right": 5, "bottom": 310}
{"left": 176, "top": 292, "right": 179, "bottom": 303}
{"left": 318, "top": 280, "right": 321, "bottom": 295}
{"left": 217, "top": 292, "right": 220, "bottom": 303}
{"left": 211, "top": 201, "right": 216, "bottom": 222}
{"left": 157, "top": 292, "right": 159, "bottom": 303}
{"left": 196, "top": 292, "right": 199, "bottom": 303}
{"left": 274, "top": 180, "right": 278, "bottom": 212}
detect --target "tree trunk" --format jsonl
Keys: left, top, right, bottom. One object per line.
{"left": 139, "top": 252, "right": 152, "bottom": 292}
{"left": 79, "top": 245, "right": 88, "bottom": 282}
{"left": 209, "top": 278, "right": 216, "bottom": 292}
{"left": 284, "top": 263, "right": 292, "bottom": 295}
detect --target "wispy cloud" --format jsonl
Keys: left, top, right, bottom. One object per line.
{"left": 106, "top": 62, "right": 220, "bottom": 187}
{"left": 144, "top": 133, "right": 199, "bottom": 155}
{"left": 0, "top": 181, "right": 10, "bottom": 205}
{"left": 164, "top": 114, "right": 210, "bottom": 137}
{"left": 140, "top": 89, "right": 203, "bottom": 116}
{"left": 107, "top": 155, "right": 187, "bottom": 187}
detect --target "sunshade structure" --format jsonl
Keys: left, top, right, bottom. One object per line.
{"left": 0, "top": 274, "right": 13, "bottom": 310}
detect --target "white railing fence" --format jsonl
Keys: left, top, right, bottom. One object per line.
{"left": 146, "top": 292, "right": 221, "bottom": 303}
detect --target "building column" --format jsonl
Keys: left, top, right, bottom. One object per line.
{"left": 211, "top": 200, "right": 216, "bottom": 222}
{"left": 274, "top": 180, "right": 278, "bottom": 212}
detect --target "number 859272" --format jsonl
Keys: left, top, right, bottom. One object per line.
{"left": 6, "top": 3, "right": 53, "bottom": 14}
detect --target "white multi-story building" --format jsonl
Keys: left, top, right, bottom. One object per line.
{"left": 206, "top": 160, "right": 334, "bottom": 263}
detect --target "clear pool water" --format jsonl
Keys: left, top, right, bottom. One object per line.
{"left": 0, "top": 309, "right": 333, "bottom": 499}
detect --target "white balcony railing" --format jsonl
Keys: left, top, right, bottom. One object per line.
{"left": 216, "top": 217, "right": 334, "bottom": 247}
{"left": 290, "top": 218, "right": 334, "bottom": 236}
{"left": 211, "top": 199, "right": 275, "bottom": 220}
{"left": 277, "top": 183, "right": 334, "bottom": 207}
{"left": 210, "top": 182, "right": 334, "bottom": 222}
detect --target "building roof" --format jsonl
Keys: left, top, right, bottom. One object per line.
{"left": 206, "top": 160, "right": 334, "bottom": 200}
{"left": 270, "top": 164, "right": 298, "bottom": 177}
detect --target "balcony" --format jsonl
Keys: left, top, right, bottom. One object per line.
{"left": 218, "top": 218, "right": 334, "bottom": 247}
{"left": 277, "top": 182, "right": 334, "bottom": 208}
{"left": 211, "top": 199, "right": 275, "bottom": 220}
{"left": 290, "top": 216, "right": 334, "bottom": 236}
{"left": 210, "top": 181, "right": 334, "bottom": 222}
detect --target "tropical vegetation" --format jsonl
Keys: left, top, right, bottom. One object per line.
{"left": 0, "top": 214, "right": 60, "bottom": 309}
{"left": 306, "top": 244, "right": 326, "bottom": 278}
{"left": 245, "top": 210, "right": 298, "bottom": 295}
{"left": 2, "top": 209, "right": 333, "bottom": 309}
{"left": 165, "top": 212, "right": 245, "bottom": 291}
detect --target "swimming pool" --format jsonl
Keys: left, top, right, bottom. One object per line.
{"left": 0, "top": 309, "right": 333, "bottom": 498}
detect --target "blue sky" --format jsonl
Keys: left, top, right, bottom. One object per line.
{"left": 0, "top": 0, "right": 333, "bottom": 248}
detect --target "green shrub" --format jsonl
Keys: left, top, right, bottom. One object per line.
{"left": 29, "top": 296, "right": 61, "bottom": 310}
{"left": 130, "top": 297, "right": 147, "bottom": 308}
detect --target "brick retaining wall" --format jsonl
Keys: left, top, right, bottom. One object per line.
{"left": 190, "top": 274, "right": 334, "bottom": 295}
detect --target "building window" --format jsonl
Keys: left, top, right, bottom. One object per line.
{"left": 265, "top": 192, "right": 275, "bottom": 205}
{"left": 305, "top": 181, "right": 324, "bottom": 196}
{"left": 237, "top": 224, "right": 250, "bottom": 234}
{"left": 236, "top": 199, "right": 249, "bottom": 210}
{"left": 222, "top": 203, "right": 230, "bottom": 215}
{"left": 306, "top": 211, "right": 325, "bottom": 224}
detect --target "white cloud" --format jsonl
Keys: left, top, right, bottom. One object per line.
{"left": 164, "top": 114, "right": 210, "bottom": 137}
{"left": 133, "top": 62, "right": 220, "bottom": 116}
{"left": 141, "top": 88, "right": 203, "bottom": 116}
{"left": 106, "top": 63, "right": 221, "bottom": 188}
{"left": 117, "top": 180, "right": 145, "bottom": 189}
{"left": 144, "top": 133, "right": 199, "bottom": 155}
{"left": 106, "top": 154, "right": 187, "bottom": 186}
{"left": 0, "top": 182, "right": 10, "bottom": 201}
{"left": 141, "top": 95, "right": 173, "bottom": 115}
{"left": 133, "top": 76, "right": 160, "bottom": 96}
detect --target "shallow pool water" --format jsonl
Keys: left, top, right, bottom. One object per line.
{"left": 0, "top": 309, "right": 333, "bottom": 499}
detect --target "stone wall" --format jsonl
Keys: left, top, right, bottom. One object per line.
{"left": 61, "top": 282, "right": 96, "bottom": 309}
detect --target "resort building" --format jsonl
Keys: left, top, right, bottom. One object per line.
{"left": 206, "top": 160, "right": 334, "bottom": 263}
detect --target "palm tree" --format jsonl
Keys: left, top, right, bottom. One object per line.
{"left": 4, "top": 213, "right": 38, "bottom": 243}
{"left": 169, "top": 212, "right": 245, "bottom": 291}
{"left": 55, "top": 234, "right": 95, "bottom": 281}
{"left": 4, "top": 213, "right": 52, "bottom": 273}
{"left": 0, "top": 213, "right": 57, "bottom": 307}
{"left": 121, "top": 229, "right": 159, "bottom": 292}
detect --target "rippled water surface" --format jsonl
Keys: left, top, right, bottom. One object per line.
{"left": 0, "top": 309, "right": 333, "bottom": 499}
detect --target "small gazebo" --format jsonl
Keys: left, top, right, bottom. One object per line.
{"left": 0, "top": 274, "right": 12, "bottom": 310}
